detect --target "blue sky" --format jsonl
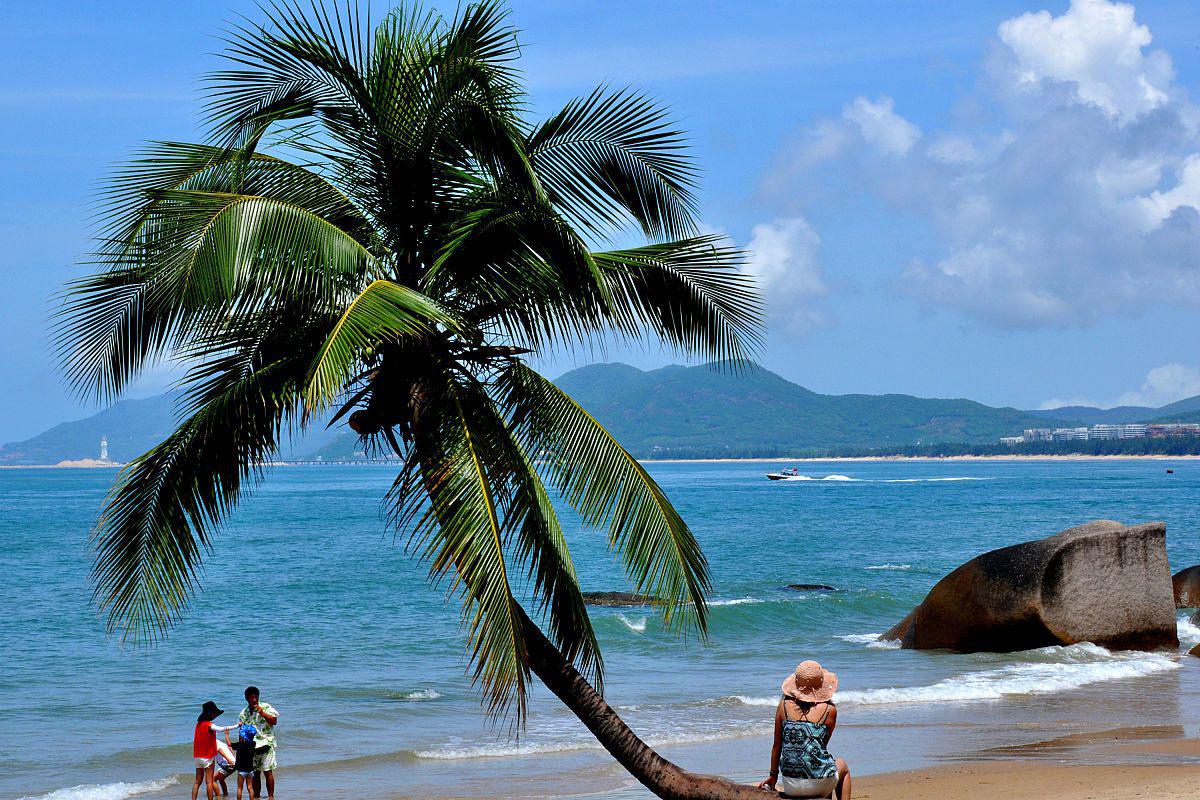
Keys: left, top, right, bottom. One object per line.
{"left": 4, "top": 0, "right": 1200, "bottom": 442}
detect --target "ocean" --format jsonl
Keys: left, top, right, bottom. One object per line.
{"left": 3, "top": 459, "right": 1200, "bottom": 800}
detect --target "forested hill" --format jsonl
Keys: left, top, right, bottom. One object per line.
{"left": 11, "top": 363, "right": 1200, "bottom": 464}
{"left": 549, "top": 363, "right": 1059, "bottom": 459}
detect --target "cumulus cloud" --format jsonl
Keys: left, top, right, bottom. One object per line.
{"left": 842, "top": 96, "right": 921, "bottom": 156}
{"left": 997, "top": 0, "right": 1173, "bottom": 121}
{"left": 775, "top": 0, "right": 1200, "bottom": 329}
{"left": 744, "top": 217, "right": 829, "bottom": 333}
{"left": 1042, "top": 363, "right": 1200, "bottom": 409}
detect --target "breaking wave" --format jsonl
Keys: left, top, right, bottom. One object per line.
{"left": 728, "top": 642, "right": 1177, "bottom": 708}
{"left": 21, "top": 777, "right": 178, "bottom": 800}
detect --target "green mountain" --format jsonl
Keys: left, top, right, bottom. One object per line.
{"left": 13, "top": 362, "right": 1200, "bottom": 464}
{"left": 0, "top": 393, "right": 343, "bottom": 466}
{"left": 0, "top": 394, "right": 180, "bottom": 466}
{"left": 550, "top": 362, "right": 1062, "bottom": 458}
{"left": 298, "top": 362, "right": 1085, "bottom": 460}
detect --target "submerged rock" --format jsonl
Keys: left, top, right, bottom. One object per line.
{"left": 1173, "top": 565, "right": 1200, "bottom": 608}
{"left": 785, "top": 584, "right": 837, "bottom": 592}
{"left": 883, "top": 520, "right": 1178, "bottom": 653}
{"left": 582, "top": 592, "right": 662, "bottom": 607}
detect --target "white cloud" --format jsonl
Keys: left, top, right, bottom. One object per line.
{"left": 775, "top": 0, "right": 1200, "bottom": 330}
{"left": 744, "top": 218, "right": 829, "bottom": 333}
{"left": 1116, "top": 363, "right": 1200, "bottom": 406}
{"left": 1134, "top": 154, "right": 1200, "bottom": 231}
{"left": 997, "top": 0, "right": 1173, "bottom": 121}
{"left": 842, "top": 96, "right": 921, "bottom": 156}
{"left": 1042, "top": 363, "right": 1200, "bottom": 409}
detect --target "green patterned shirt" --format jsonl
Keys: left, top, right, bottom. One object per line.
{"left": 238, "top": 701, "right": 278, "bottom": 749}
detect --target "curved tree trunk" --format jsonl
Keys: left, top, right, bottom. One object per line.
{"left": 518, "top": 608, "right": 771, "bottom": 800}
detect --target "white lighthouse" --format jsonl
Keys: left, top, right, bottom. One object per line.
{"left": 100, "top": 436, "right": 109, "bottom": 461}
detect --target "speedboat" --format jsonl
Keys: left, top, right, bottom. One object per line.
{"left": 766, "top": 467, "right": 801, "bottom": 480}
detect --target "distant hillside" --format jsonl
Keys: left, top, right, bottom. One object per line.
{"left": 0, "top": 394, "right": 343, "bottom": 466}
{"left": 0, "top": 394, "right": 181, "bottom": 466}
{"left": 13, "top": 363, "right": 1200, "bottom": 464}
{"left": 1028, "top": 404, "right": 1157, "bottom": 425}
{"left": 309, "top": 362, "right": 1077, "bottom": 460}
{"left": 551, "top": 363, "right": 1062, "bottom": 458}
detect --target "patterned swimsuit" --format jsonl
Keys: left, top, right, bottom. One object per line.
{"left": 779, "top": 700, "right": 837, "bottom": 780}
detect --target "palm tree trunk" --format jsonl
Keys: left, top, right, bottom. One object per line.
{"left": 517, "top": 608, "right": 770, "bottom": 800}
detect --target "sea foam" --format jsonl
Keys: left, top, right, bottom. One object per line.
{"left": 387, "top": 689, "right": 442, "bottom": 701}
{"left": 21, "top": 777, "right": 177, "bottom": 800}
{"left": 835, "top": 632, "right": 901, "bottom": 650}
{"left": 839, "top": 643, "right": 1177, "bottom": 706}
{"left": 730, "top": 642, "right": 1177, "bottom": 708}
{"left": 1177, "top": 613, "right": 1200, "bottom": 648}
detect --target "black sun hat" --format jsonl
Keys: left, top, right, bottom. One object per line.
{"left": 199, "top": 701, "right": 224, "bottom": 722}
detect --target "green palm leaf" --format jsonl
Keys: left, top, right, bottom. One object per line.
{"left": 528, "top": 87, "right": 699, "bottom": 240}
{"left": 304, "top": 279, "right": 458, "bottom": 409}
{"left": 594, "top": 235, "right": 764, "bottom": 366}
{"left": 500, "top": 363, "right": 711, "bottom": 634}
{"left": 388, "top": 374, "right": 529, "bottom": 718}
{"left": 92, "top": 351, "right": 308, "bottom": 642}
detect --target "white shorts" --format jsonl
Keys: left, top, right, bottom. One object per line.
{"left": 194, "top": 756, "right": 215, "bottom": 769}
{"left": 778, "top": 774, "right": 838, "bottom": 798}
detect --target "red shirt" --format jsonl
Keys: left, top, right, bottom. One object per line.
{"left": 193, "top": 720, "right": 217, "bottom": 758}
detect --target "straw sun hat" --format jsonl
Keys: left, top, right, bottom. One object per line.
{"left": 782, "top": 660, "right": 838, "bottom": 703}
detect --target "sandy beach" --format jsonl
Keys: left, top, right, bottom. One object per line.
{"left": 857, "top": 760, "right": 1200, "bottom": 800}
{"left": 858, "top": 728, "right": 1200, "bottom": 798}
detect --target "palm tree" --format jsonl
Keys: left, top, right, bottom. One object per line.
{"left": 56, "top": 3, "right": 765, "bottom": 798}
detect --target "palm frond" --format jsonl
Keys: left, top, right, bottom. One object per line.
{"left": 593, "top": 235, "right": 764, "bottom": 366}
{"left": 528, "top": 87, "right": 699, "bottom": 240}
{"left": 55, "top": 145, "right": 380, "bottom": 403}
{"left": 500, "top": 363, "right": 710, "bottom": 634}
{"left": 387, "top": 374, "right": 529, "bottom": 719}
{"left": 91, "top": 352, "right": 307, "bottom": 643}
{"left": 304, "top": 279, "right": 459, "bottom": 409}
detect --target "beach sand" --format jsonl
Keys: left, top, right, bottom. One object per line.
{"left": 857, "top": 760, "right": 1200, "bottom": 800}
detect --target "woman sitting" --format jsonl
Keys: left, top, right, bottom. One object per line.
{"left": 758, "top": 660, "right": 851, "bottom": 799}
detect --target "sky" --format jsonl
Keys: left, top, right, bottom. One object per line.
{"left": 5, "top": 0, "right": 1200, "bottom": 442}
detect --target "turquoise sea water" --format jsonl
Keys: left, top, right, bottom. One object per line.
{"left": 3, "top": 460, "right": 1200, "bottom": 800}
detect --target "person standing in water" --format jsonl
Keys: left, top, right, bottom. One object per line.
{"left": 238, "top": 686, "right": 279, "bottom": 799}
{"left": 758, "top": 661, "right": 852, "bottom": 799}
{"left": 192, "top": 701, "right": 238, "bottom": 800}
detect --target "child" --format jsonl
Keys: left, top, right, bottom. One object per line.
{"left": 193, "top": 702, "right": 238, "bottom": 800}
{"left": 228, "top": 724, "right": 260, "bottom": 800}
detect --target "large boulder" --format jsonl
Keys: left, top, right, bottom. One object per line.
{"left": 1173, "top": 566, "right": 1200, "bottom": 608}
{"left": 883, "top": 520, "right": 1178, "bottom": 653}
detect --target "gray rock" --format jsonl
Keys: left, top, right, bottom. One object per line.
{"left": 883, "top": 520, "right": 1178, "bottom": 653}
{"left": 1172, "top": 565, "right": 1200, "bottom": 608}
{"left": 785, "top": 584, "right": 837, "bottom": 592}
{"left": 582, "top": 592, "right": 662, "bottom": 607}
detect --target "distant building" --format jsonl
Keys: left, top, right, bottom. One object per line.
{"left": 100, "top": 436, "right": 108, "bottom": 461}
{"left": 1000, "top": 420, "right": 1198, "bottom": 444}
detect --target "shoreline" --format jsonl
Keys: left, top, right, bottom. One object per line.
{"left": 7, "top": 453, "right": 1200, "bottom": 469}
{"left": 641, "top": 454, "right": 1200, "bottom": 463}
